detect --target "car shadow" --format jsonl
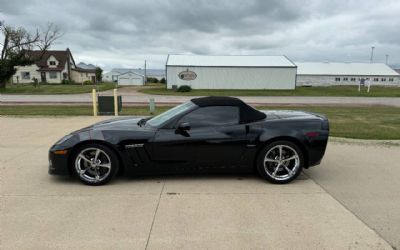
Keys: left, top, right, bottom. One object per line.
{"left": 48, "top": 171, "right": 309, "bottom": 186}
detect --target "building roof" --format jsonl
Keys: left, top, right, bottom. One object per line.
{"left": 27, "top": 49, "right": 74, "bottom": 72}
{"left": 77, "top": 62, "right": 96, "bottom": 70}
{"left": 72, "top": 67, "right": 96, "bottom": 73}
{"left": 111, "top": 68, "right": 165, "bottom": 77}
{"left": 166, "top": 55, "right": 296, "bottom": 67}
{"left": 191, "top": 96, "right": 267, "bottom": 123}
{"left": 118, "top": 71, "right": 143, "bottom": 77}
{"left": 296, "top": 62, "right": 400, "bottom": 76}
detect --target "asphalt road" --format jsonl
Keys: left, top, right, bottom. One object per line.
{"left": 1, "top": 91, "right": 400, "bottom": 107}
{"left": 1, "top": 117, "right": 399, "bottom": 249}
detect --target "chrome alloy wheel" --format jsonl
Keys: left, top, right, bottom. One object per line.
{"left": 75, "top": 147, "right": 112, "bottom": 183}
{"left": 263, "top": 145, "right": 300, "bottom": 181}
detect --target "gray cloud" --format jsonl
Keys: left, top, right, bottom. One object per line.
{"left": 0, "top": 0, "right": 399, "bottom": 70}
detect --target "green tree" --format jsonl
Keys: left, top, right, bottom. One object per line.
{"left": 0, "top": 22, "right": 61, "bottom": 89}
{"left": 95, "top": 67, "right": 103, "bottom": 82}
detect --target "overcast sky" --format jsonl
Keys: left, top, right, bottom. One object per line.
{"left": 1, "top": 0, "right": 399, "bottom": 70}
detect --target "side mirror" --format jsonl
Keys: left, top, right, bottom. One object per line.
{"left": 178, "top": 122, "right": 191, "bottom": 131}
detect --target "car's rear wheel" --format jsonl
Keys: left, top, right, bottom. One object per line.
{"left": 73, "top": 144, "right": 119, "bottom": 185}
{"left": 257, "top": 141, "right": 304, "bottom": 184}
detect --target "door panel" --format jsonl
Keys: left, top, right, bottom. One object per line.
{"left": 151, "top": 124, "right": 249, "bottom": 168}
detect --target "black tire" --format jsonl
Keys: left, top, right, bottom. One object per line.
{"left": 72, "top": 144, "right": 119, "bottom": 186}
{"left": 256, "top": 140, "right": 304, "bottom": 184}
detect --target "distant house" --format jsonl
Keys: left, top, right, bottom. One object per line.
{"left": 12, "top": 49, "right": 96, "bottom": 84}
{"left": 103, "top": 68, "right": 165, "bottom": 85}
{"left": 296, "top": 62, "right": 400, "bottom": 86}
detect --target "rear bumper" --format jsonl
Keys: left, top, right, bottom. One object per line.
{"left": 306, "top": 132, "right": 329, "bottom": 168}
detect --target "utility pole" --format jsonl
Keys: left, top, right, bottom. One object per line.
{"left": 385, "top": 54, "right": 389, "bottom": 65}
{"left": 144, "top": 60, "right": 147, "bottom": 85}
{"left": 370, "top": 46, "right": 375, "bottom": 63}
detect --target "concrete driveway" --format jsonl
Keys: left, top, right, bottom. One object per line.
{"left": 0, "top": 117, "right": 398, "bottom": 249}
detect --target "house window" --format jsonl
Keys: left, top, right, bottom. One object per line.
{"left": 49, "top": 61, "right": 56, "bottom": 65}
{"left": 49, "top": 72, "right": 57, "bottom": 79}
{"left": 86, "top": 73, "right": 88, "bottom": 77}
{"left": 350, "top": 78, "right": 356, "bottom": 81}
{"left": 374, "top": 78, "right": 379, "bottom": 82}
{"left": 343, "top": 77, "right": 348, "bottom": 81}
{"left": 335, "top": 77, "right": 341, "bottom": 82}
{"left": 381, "top": 78, "right": 386, "bottom": 82}
{"left": 389, "top": 78, "right": 394, "bottom": 82}
{"left": 21, "top": 72, "right": 30, "bottom": 79}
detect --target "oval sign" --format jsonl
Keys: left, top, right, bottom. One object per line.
{"left": 178, "top": 70, "right": 197, "bottom": 81}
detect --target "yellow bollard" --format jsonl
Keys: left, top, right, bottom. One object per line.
{"left": 114, "top": 88, "right": 118, "bottom": 116}
{"left": 92, "top": 88, "right": 97, "bottom": 117}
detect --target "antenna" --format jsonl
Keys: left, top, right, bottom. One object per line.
{"left": 370, "top": 46, "right": 375, "bottom": 63}
{"left": 385, "top": 54, "right": 389, "bottom": 65}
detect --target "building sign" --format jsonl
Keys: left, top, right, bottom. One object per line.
{"left": 178, "top": 69, "right": 197, "bottom": 81}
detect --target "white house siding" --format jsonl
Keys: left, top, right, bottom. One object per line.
{"left": 71, "top": 70, "right": 96, "bottom": 83}
{"left": 167, "top": 66, "right": 296, "bottom": 89}
{"left": 45, "top": 71, "right": 62, "bottom": 83}
{"left": 103, "top": 71, "right": 120, "bottom": 82}
{"left": 12, "top": 65, "right": 41, "bottom": 84}
{"left": 297, "top": 75, "right": 400, "bottom": 87}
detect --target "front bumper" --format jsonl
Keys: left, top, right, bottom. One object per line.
{"left": 48, "top": 148, "right": 71, "bottom": 176}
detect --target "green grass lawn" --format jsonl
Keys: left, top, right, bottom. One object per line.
{"left": 139, "top": 85, "right": 400, "bottom": 97}
{"left": 0, "top": 82, "right": 117, "bottom": 94}
{"left": 1, "top": 105, "right": 399, "bottom": 140}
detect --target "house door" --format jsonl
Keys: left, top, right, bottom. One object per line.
{"left": 91, "top": 76, "right": 96, "bottom": 83}
{"left": 41, "top": 72, "right": 46, "bottom": 83}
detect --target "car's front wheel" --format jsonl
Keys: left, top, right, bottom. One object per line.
{"left": 73, "top": 144, "right": 119, "bottom": 185}
{"left": 257, "top": 141, "right": 304, "bottom": 184}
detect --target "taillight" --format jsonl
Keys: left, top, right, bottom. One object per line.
{"left": 305, "top": 132, "right": 320, "bottom": 137}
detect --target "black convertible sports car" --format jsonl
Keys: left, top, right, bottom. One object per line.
{"left": 49, "top": 96, "right": 329, "bottom": 185}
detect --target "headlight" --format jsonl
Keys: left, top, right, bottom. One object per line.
{"left": 55, "top": 134, "right": 74, "bottom": 145}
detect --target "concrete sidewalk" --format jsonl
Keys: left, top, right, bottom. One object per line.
{"left": 1, "top": 117, "right": 398, "bottom": 249}
{"left": 1, "top": 92, "right": 400, "bottom": 107}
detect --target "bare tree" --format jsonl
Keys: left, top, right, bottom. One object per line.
{"left": 0, "top": 22, "right": 62, "bottom": 88}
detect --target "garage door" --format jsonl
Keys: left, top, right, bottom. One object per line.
{"left": 118, "top": 76, "right": 143, "bottom": 86}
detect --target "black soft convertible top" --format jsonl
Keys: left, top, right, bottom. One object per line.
{"left": 191, "top": 96, "right": 266, "bottom": 123}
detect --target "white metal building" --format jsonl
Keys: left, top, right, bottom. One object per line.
{"left": 296, "top": 62, "right": 400, "bottom": 86}
{"left": 117, "top": 71, "right": 144, "bottom": 86}
{"left": 166, "top": 55, "right": 297, "bottom": 89}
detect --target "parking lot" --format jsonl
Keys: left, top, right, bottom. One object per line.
{"left": 1, "top": 116, "right": 399, "bottom": 249}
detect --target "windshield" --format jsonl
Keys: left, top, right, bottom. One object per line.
{"left": 146, "top": 101, "right": 195, "bottom": 127}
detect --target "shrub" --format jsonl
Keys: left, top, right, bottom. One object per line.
{"left": 146, "top": 77, "right": 159, "bottom": 83}
{"left": 160, "top": 78, "right": 166, "bottom": 84}
{"left": 32, "top": 77, "right": 40, "bottom": 88}
{"left": 83, "top": 80, "right": 93, "bottom": 85}
{"left": 61, "top": 79, "right": 75, "bottom": 84}
{"left": 176, "top": 85, "right": 191, "bottom": 92}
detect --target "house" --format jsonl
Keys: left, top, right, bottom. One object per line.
{"left": 296, "top": 62, "right": 400, "bottom": 86}
{"left": 166, "top": 54, "right": 297, "bottom": 89}
{"left": 103, "top": 68, "right": 165, "bottom": 85}
{"left": 12, "top": 49, "right": 96, "bottom": 84}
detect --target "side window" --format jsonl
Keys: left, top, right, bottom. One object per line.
{"left": 178, "top": 106, "right": 239, "bottom": 128}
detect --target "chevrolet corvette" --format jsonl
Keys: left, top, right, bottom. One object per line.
{"left": 49, "top": 96, "right": 329, "bottom": 185}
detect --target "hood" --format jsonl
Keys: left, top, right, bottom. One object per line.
{"left": 73, "top": 116, "right": 150, "bottom": 133}
{"left": 261, "top": 110, "right": 326, "bottom": 121}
